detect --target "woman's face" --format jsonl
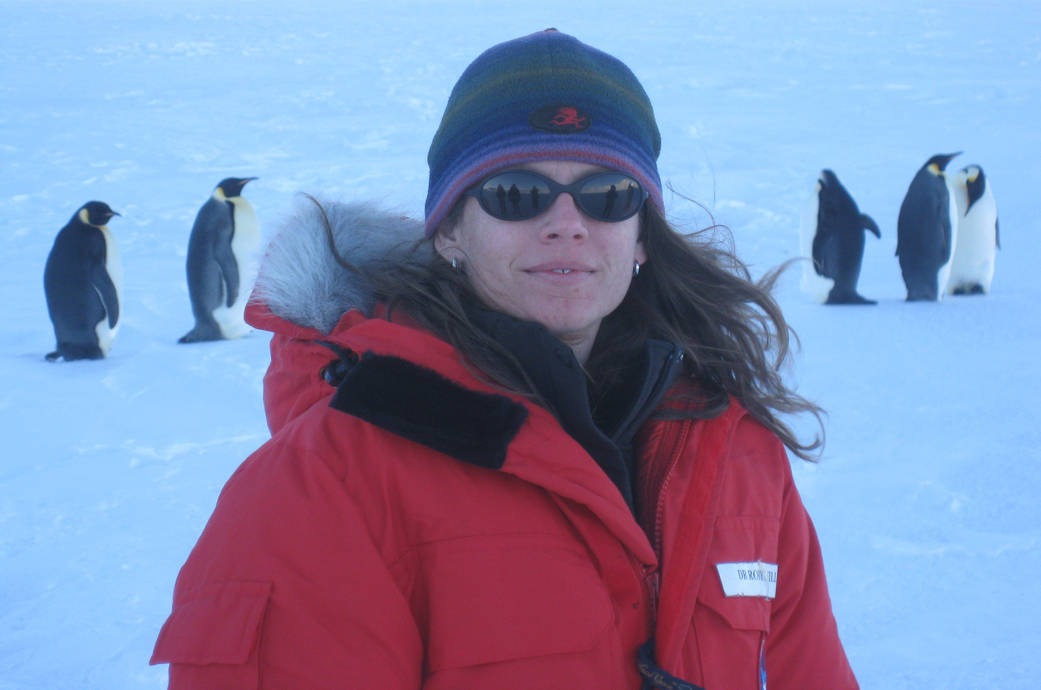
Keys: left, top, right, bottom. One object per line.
{"left": 435, "top": 160, "right": 647, "bottom": 361}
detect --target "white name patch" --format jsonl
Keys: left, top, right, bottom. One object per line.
{"left": 716, "top": 561, "right": 778, "bottom": 599}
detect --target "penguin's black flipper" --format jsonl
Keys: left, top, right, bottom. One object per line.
{"left": 89, "top": 262, "right": 120, "bottom": 328}
{"left": 810, "top": 222, "right": 838, "bottom": 278}
{"left": 860, "top": 213, "right": 881, "bottom": 238}
{"left": 941, "top": 210, "right": 954, "bottom": 268}
{"left": 213, "top": 218, "right": 240, "bottom": 308}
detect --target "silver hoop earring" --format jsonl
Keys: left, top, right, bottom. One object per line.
{"left": 633, "top": 260, "right": 641, "bottom": 278}
{"left": 451, "top": 257, "right": 458, "bottom": 270}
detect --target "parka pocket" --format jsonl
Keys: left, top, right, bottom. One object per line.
{"left": 419, "top": 534, "right": 616, "bottom": 674}
{"left": 151, "top": 580, "right": 272, "bottom": 686}
{"left": 696, "top": 574, "right": 771, "bottom": 633}
{"left": 692, "top": 517, "right": 778, "bottom": 689}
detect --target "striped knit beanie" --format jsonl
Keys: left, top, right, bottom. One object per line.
{"left": 424, "top": 29, "right": 662, "bottom": 236}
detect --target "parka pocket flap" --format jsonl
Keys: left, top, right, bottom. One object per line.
{"left": 697, "top": 573, "right": 771, "bottom": 632}
{"left": 698, "top": 517, "right": 779, "bottom": 633}
{"left": 151, "top": 581, "right": 272, "bottom": 666}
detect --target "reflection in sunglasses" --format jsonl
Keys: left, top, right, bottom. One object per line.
{"left": 468, "top": 170, "right": 647, "bottom": 223}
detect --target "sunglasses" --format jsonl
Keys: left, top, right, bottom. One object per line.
{"left": 464, "top": 169, "right": 648, "bottom": 223}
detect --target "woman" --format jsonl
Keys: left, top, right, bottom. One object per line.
{"left": 152, "top": 30, "right": 858, "bottom": 689}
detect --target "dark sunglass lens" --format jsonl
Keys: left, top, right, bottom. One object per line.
{"left": 479, "top": 172, "right": 551, "bottom": 220}
{"left": 577, "top": 174, "right": 644, "bottom": 221}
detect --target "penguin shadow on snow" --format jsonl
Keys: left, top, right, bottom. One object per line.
{"left": 799, "top": 169, "right": 881, "bottom": 305}
{"left": 179, "top": 177, "right": 261, "bottom": 344}
{"left": 43, "top": 201, "right": 123, "bottom": 361}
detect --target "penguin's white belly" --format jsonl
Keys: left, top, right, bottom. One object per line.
{"left": 95, "top": 224, "right": 122, "bottom": 354}
{"left": 946, "top": 193, "right": 997, "bottom": 294}
{"left": 947, "top": 222, "right": 995, "bottom": 288}
{"left": 215, "top": 199, "right": 260, "bottom": 338}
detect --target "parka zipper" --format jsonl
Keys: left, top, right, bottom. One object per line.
{"left": 646, "top": 426, "right": 683, "bottom": 625}
{"left": 640, "top": 345, "right": 687, "bottom": 625}
{"left": 613, "top": 344, "right": 685, "bottom": 446}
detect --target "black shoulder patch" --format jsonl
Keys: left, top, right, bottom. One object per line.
{"left": 328, "top": 352, "right": 528, "bottom": 470}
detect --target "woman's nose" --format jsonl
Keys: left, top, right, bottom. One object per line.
{"left": 539, "top": 193, "right": 589, "bottom": 240}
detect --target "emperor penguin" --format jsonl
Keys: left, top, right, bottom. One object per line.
{"left": 43, "top": 201, "right": 122, "bottom": 361}
{"left": 179, "top": 177, "right": 260, "bottom": 343}
{"left": 895, "top": 152, "right": 961, "bottom": 301}
{"left": 799, "top": 169, "right": 881, "bottom": 304}
{"left": 946, "top": 164, "right": 999, "bottom": 295}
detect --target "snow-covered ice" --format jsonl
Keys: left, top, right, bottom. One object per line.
{"left": 2, "top": 1, "right": 1038, "bottom": 687}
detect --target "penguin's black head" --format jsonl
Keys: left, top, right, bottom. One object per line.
{"left": 963, "top": 165, "right": 986, "bottom": 210}
{"left": 925, "top": 152, "right": 962, "bottom": 174}
{"left": 819, "top": 169, "right": 841, "bottom": 190}
{"left": 79, "top": 201, "right": 121, "bottom": 227}
{"left": 818, "top": 169, "right": 858, "bottom": 218}
{"left": 217, "top": 177, "right": 258, "bottom": 198}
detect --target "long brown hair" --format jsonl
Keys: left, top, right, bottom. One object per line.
{"left": 326, "top": 198, "right": 823, "bottom": 460}
{"left": 594, "top": 204, "right": 823, "bottom": 459}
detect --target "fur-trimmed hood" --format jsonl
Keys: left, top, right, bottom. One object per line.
{"left": 251, "top": 197, "right": 428, "bottom": 335}
{"left": 245, "top": 198, "right": 434, "bottom": 434}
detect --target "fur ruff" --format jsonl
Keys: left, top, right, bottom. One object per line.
{"left": 253, "top": 197, "right": 529, "bottom": 467}
{"left": 252, "top": 197, "right": 428, "bottom": 334}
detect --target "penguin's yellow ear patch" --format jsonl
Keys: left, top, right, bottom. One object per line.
{"left": 927, "top": 163, "right": 941, "bottom": 175}
{"left": 78, "top": 208, "right": 91, "bottom": 225}
{"left": 968, "top": 169, "right": 979, "bottom": 183}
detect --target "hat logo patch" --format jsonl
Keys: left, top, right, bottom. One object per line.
{"left": 530, "top": 104, "right": 590, "bottom": 133}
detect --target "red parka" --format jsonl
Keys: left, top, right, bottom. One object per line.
{"left": 151, "top": 201, "right": 857, "bottom": 689}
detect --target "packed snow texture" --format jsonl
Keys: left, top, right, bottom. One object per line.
{"left": 2, "top": 1, "right": 1038, "bottom": 688}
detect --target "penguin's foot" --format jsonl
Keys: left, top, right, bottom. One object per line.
{"left": 826, "top": 288, "right": 877, "bottom": 305}
{"left": 48, "top": 343, "right": 105, "bottom": 360}
{"left": 178, "top": 326, "right": 225, "bottom": 344}
{"left": 951, "top": 283, "right": 986, "bottom": 296}
{"left": 905, "top": 287, "right": 940, "bottom": 301}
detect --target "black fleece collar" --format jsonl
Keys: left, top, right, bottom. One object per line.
{"left": 324, "top": 311, "right": 682, "bottom": 511}
{"left": 467, "top": 307, "right": 683, "bottom": 511}
{"left": 328, "top": 350, "right": 528, "bottom": 470}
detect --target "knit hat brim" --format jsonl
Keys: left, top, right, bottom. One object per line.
{"left": 425, "top": 30, "right": 662, "bottom": 236}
